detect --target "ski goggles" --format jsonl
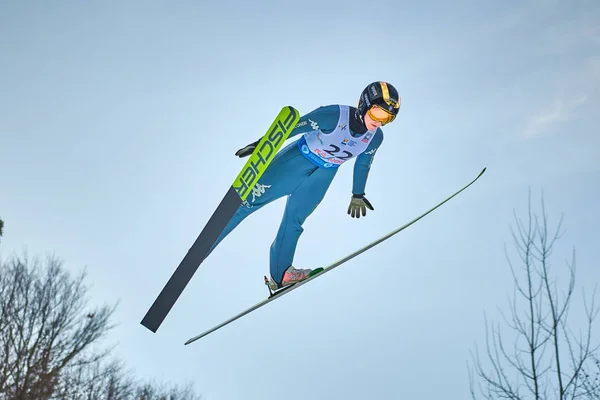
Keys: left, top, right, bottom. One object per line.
{"left": 367, "top": 105, "right": 396, "bottom": 125}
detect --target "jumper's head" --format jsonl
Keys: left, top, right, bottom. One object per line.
{"left": 357, "top": 81, "right": 401, "bottom": 130}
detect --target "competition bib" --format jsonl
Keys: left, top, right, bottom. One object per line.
{"left": 298, "top": 105, "right": 375, "bottom": 169}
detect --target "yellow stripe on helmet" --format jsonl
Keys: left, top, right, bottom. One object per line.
{"left": 380, "top": 82, "right": 399, "bottom": 109}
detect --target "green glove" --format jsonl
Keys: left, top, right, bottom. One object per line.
{"left": 347, "top": 194, "right": 374, "bottom": 218}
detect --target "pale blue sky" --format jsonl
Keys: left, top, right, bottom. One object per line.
{"left": 1, "top": 1, "right": 599, "bottom": 399}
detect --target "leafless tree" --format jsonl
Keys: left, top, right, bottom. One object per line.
{"left": 580, "top": 355, "right": 600, "bottom": 399}
{"left": 468, "top": 191, "right": 600, "bottom": 400}
{"left": 0, "top": 218, "right": 4, "bottom": 239}
{"left": 51, "top": 358, "right": 135, "bottom": 399}
{"left": 51, "top": 357, "right": 202, "bottom": 400}
{"left": 0, "top": 253, "right": 202, "bottom": 400}
{"left": 0, "top": 253, "right": 115, "bottom": 399}
{"left": 131, "top": 380, "right": 203, "bottom": 400}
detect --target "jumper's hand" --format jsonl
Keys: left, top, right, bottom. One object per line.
{"left": 347, "top": 194, "right": 374, "bottom": 218}
{"left": 235, "top": 139, "right": 260, "bottom": 158}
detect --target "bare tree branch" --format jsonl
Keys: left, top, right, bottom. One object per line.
{"left": 0, "top": 252, "right": 203, "bottom": 400}
{"left": 468, "top": 189, "right": 599, "bottom": 400}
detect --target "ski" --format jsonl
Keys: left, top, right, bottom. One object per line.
{"left": 141, "top": 106, "right": 300, "bottom": 333}
{"left": 184, "top": 166, "right": 487, "bottom": 345}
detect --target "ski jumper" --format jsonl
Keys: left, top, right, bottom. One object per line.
{"left": 208, "top": 104, "right": 384, "bottom": 284}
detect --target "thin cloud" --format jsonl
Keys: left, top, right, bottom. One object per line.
{"left": 523, "top": 54, "right": 599, "bottom": 138}
{"left": 523, "top": 94, "right": 588, "bottom": 137}
{"left": 517, "top": 2, "right": 600, "bottom": 138}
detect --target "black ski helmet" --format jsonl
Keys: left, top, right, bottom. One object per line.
{"left": 357, "top": 81, "right": 401, "bottom": 123}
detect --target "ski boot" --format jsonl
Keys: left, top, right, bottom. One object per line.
{"left": 264, "top": 266, "right": 324, "bottom": 294}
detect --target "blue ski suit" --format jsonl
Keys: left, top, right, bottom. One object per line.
{"left": 208, "top": 104, "right": 384, "bottom": 284}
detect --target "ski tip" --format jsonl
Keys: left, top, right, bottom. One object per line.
{"left": 281, "top": 105, "right": 300, "bottom": 117}
{"left": 477, "top": 167, "right": 487, "bottom": 177}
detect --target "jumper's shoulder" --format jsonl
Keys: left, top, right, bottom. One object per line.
{"left": 293, "top": 105, "right": 342, "bottom": 134}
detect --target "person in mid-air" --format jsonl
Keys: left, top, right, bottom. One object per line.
{"left": 208, "top": 81, "right": 401, "bottom": 290}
